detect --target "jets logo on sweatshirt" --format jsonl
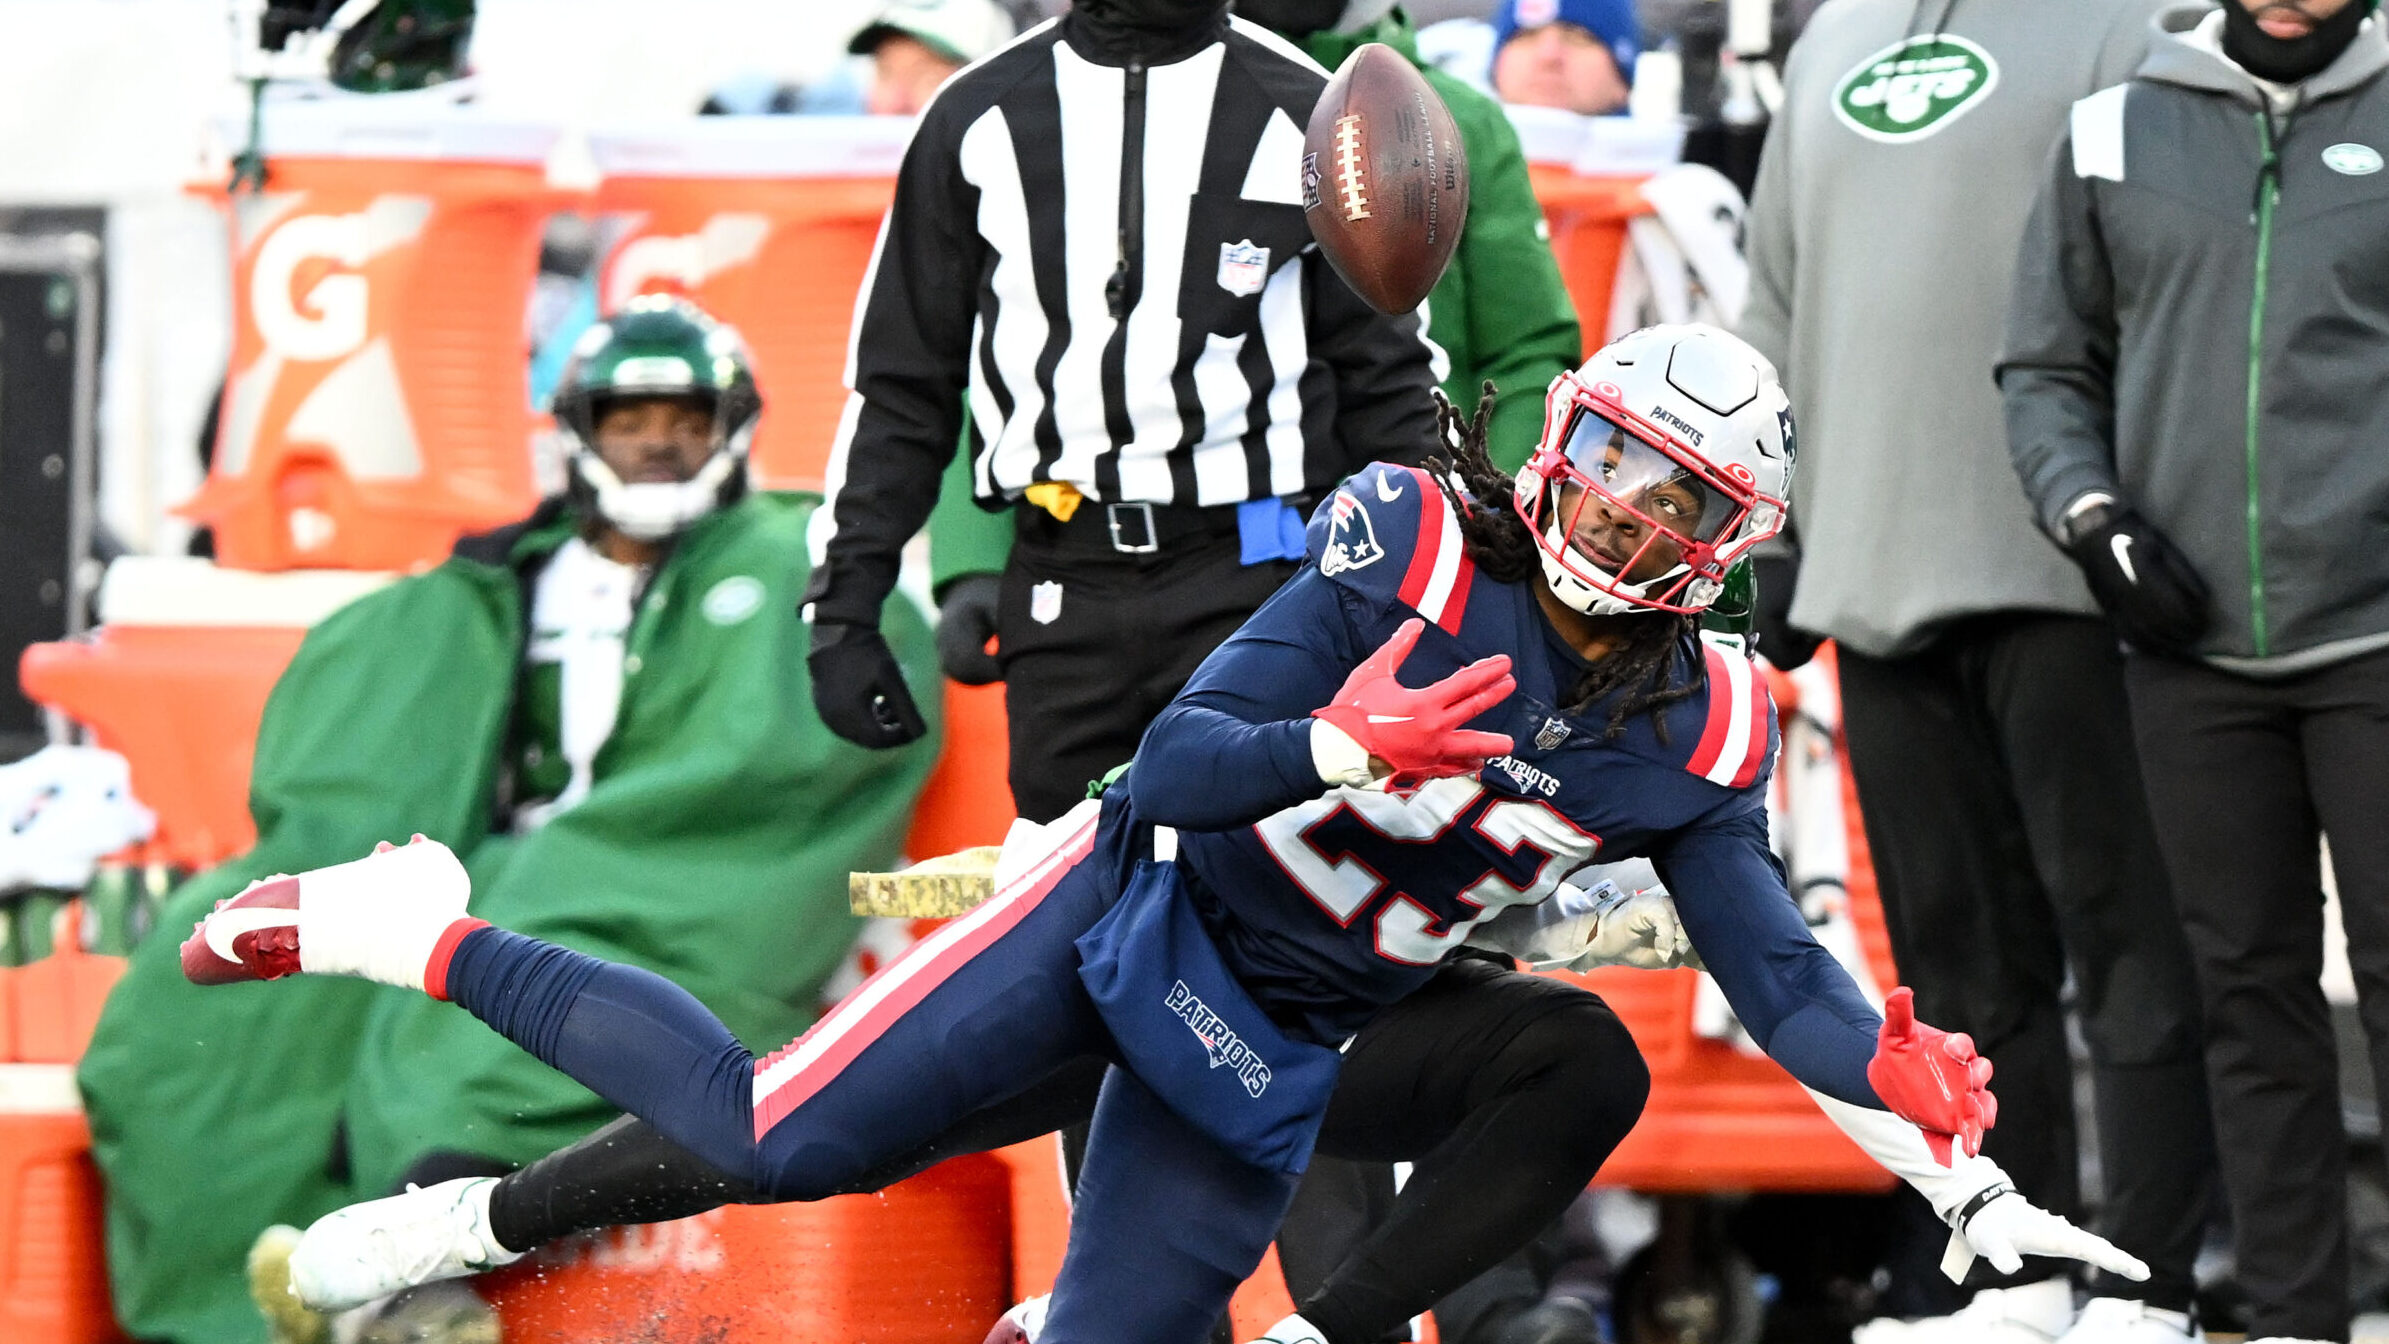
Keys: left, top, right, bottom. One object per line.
{"left": 1832, "top": 35, "right": 2000, "bottom": 143}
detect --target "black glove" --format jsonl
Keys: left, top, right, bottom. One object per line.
{"left": 809, "top": 622, "right": 929, "bottom": 748}
{"left": 1752, "top": 553, "right": 1823, "bottom": 671}
{"left": 935, "top": 574, "right": 1004, "bottom": 686}
{"left": 2061, "top": 503, "right": 2212, "bottom": 656}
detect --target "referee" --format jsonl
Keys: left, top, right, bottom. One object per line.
{"left": 801, "top": 0, "right": 1442, "bottom": 822}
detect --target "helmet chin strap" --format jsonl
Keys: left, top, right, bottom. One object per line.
{"left": 573, "top": 450, "right": 741, "bottom": 543}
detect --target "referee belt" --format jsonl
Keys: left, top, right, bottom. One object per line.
{"left": 1014, "top": 497, "right": 1264, "bottom": 556}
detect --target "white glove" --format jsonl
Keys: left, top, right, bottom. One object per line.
{"left": 1568, "top": 883, "right": 1702, "bottom": 971}
{"left": 1807, "top": 1087, "right": 2150, "bottom": 1286}
{"left": 1464, "top": 865, "right": 1701, "bottom": 971}
{"left": 1942, "top": 1187, "right": 2150, "bottom": 1284}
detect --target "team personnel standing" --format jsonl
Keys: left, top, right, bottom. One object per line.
{"left": 2001, "top": 1, "right": 2389, "bottom": 1336}
{"left": 803, "top": 0, "right": 1441, "bottom": 823}
{"left": 1739, "top": 0, "right": 2213, "bottom": 1337}
{"left": 192, "top": 325, "right": 2151, "bottom": 1344}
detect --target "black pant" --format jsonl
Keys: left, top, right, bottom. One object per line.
{"left": 2126, "top": 645, "right": 2389, "bottom": 1341}
{"left": 1838, "top": 614, "right": 2213, "bottom": 1310}
{"left": 489, "top": 959, "right": 1648, "bottom": 1344}
{"left": 998, "top": 519, "right": 1298, "bottom": 823}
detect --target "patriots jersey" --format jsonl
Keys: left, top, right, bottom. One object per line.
{"left": 1128, "top": 463, "right": 1891, "bottom": 1102}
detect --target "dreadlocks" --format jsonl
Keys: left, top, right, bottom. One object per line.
{"left": 1425, "top": 383, "right": 1707, "bottom": 743}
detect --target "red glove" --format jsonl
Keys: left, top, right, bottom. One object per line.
{"left": 1866, "top": 987, "right": 1997, "bottom": 1164}
{"left": 1313, "top": 618, "right": 1516, "bottom": 788}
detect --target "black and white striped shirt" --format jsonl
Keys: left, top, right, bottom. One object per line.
{"left": 806, "top": 11, "right": 1442, "bottom": 629}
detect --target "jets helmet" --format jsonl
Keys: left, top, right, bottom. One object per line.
{"left": 552, "top": 296, "right": 763, "bottom": 542}
{"left": 1513, "top": 324, "right": 1793, "bottom": 616}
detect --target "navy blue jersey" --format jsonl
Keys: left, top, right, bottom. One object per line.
{"left": 1130, "top": 464, "right": 1885, "bottom": 1107}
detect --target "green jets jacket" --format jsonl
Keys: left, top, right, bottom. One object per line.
{"left": 927, "top": 7, "right": 1581, "bottom": 594}
{"left": 77, "top": 492, "right": 940, "bottom": 1344}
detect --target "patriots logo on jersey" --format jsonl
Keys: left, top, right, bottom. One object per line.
{"left": 1320, "top": 491, "right": 1385, "bottom": 576}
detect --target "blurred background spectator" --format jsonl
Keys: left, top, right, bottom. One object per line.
{"left": 75, "top": 299, "right": 943, "bottom": 1344}
{"left": 704, "top": 0, "right": 1020, "bottom": 116}
{"left": 2002, "top": 1, "right": 2389, "bottom": 1336}
{"left": 1491, "top": 0, "right": 1641, "bottom": 114}
{"left": 1739, "top": 0, "right": 2213, "bottom": 1337}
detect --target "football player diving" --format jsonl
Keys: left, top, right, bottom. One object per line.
{"left": 182, "top": 325, "right": 2145, "bottom": 1344}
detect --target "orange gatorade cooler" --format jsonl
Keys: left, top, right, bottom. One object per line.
{"left": 590, "top": 117, "right": 910, "bottom": 490}
{"left": 0, "top": 1066, "right": 122, "bottom": 1343}
{"left": 188, "top": 102, "right": 569, "bottom": 570}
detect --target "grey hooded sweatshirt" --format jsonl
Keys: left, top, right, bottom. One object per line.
{"left": 1741, "top": 0, "right": 2169, "bottom": 658}
{"left": 2001, "top": 7, "right": 2389, "bottom": 674}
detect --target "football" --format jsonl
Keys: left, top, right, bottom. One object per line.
{"left": 1301, "top": 43, "right": 1470, "bottom": 315}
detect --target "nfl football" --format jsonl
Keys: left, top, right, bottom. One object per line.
{"left": 1301, "top": 43, "right": 1470, "bottom": 315}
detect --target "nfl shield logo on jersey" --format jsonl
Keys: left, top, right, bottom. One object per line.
{"left": 1217, "top": 240, "right": 1270, "bottom": 297}
{"left": 1031, "top": 580, "right": 1064, "bottom": 625}
{"left": 1534, "top": 717, "right": 1570, "bottom": 751}
{"left": 1319, "top": 492, "right": 1385, "bottom": 576}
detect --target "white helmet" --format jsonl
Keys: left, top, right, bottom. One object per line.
{"left": 1512, "top": 324, "right": 1793, "bottom": 616}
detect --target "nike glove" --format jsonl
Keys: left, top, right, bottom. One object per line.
{"left": 1868, "top": 987, "right": 1996, "bottom": 1160}
{"left": 935, "top": 574, "right": 1004, "bottom": 686}
{"left": 810, "top": 621, "right": 929, "bottom": 749}
{"left": 1947, "top": 1187, "right": 2151, "bottom": 1283}
{"left": 2061, "top": 502, "right": 2211, "bottom": 656}
{"left": 1805, "top": 1087, "right": 2149, "bottom": 1285}
{"left": 1312, "top": 618, "right": 1515, "bottom": 789}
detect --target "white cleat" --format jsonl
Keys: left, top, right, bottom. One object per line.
{"left": 288, "top": 1177, "right": 521, "bottom": 1312}
{"left": 1245, "top": 1313, "right": 1331, "bottom": 1344}
{"left": 2057, "top": 1298, "right": 2200, "bottom": 1344}
{"left": 1868, "top": 1278, "right": 2079, "bottom": 1344}
{"left": 181, "top": 835, "right": 473, "bottom": 992}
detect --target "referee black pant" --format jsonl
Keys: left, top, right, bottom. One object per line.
{"left": 1838, "top": 613, "right": 2213, "bottom": 1311}
{"left": 997, "top": 506, "right": 1298, "bottom": 824}
{"left": 2126, "top": 644, "right": 2389, "bottom": 1341}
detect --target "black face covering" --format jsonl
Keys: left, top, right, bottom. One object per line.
{"left": 1232, "top": 0, "right": 1347, "bottom": 37}
{"left": 2222, "top": 0, "right": 2376, "bottom": 83}
{"left": 1070, "top": 0, "right": 1234, "bottom": 63}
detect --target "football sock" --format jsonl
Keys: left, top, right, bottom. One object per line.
{"left": 441, "top": 926, "right": 761, "bottom": 1186}
{"left": 292, "top": 842, "right": 476, "bottom": 991}
{"left": 488, "top": 1057, "right": 1116, "bottom": 1254}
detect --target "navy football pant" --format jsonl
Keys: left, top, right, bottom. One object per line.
{"left": 439, "top": 814, "right": 1298, "bottom": 1344}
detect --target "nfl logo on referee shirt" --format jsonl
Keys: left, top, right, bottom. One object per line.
{"left": 1218, "top": 240, "right": 1269, "bottom": 297}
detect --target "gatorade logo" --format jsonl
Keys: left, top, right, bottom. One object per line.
{"left": 1832, "top": 35, "right": 2000, "bottom": 143}
{"left": 605, "top": 213, "right": 772, "bottom": 312}
{"left": 252, "top": 213, "right": 370, "bottom": 362}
